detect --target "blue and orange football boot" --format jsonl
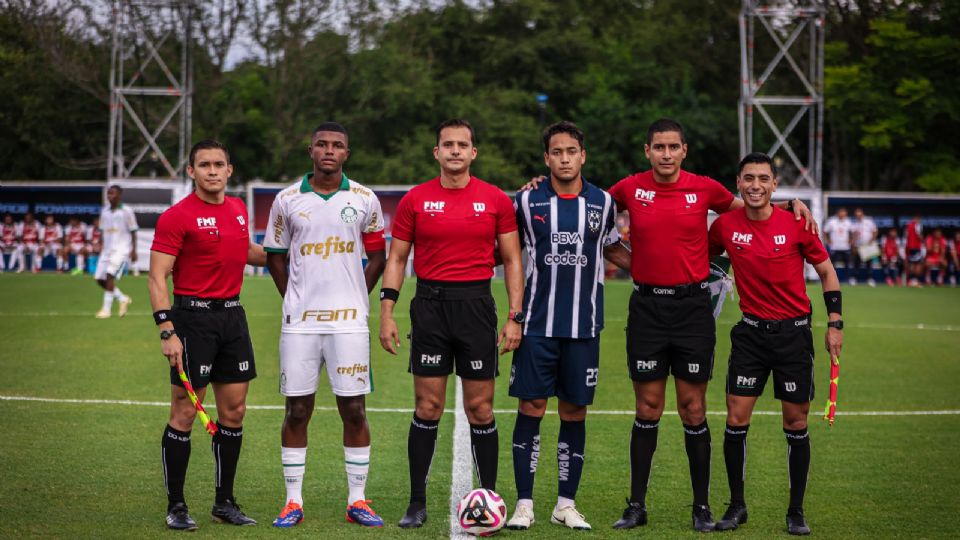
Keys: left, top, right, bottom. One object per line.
{"left": 272, "top": 500, "right": 304, "bottom": 528}
{"left": 346, "top": 500, "right": 384, "bottom": 527}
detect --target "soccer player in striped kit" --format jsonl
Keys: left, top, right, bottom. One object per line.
{"left": 506, "top": 121, "right": 630, "bottom": 531}
{"left": 708, "top": 152, "right": 843, "bottom": 535}
{"left": 265, "top": 122, "right": 387, "bottom": 528}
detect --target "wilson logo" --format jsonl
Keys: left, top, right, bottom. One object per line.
{"left": 473, "top": 202, "right": 486, "bottom": 212}
{"left": 784, "top": 381, "right": 798, "bottom": 392}
{"left": 685, "top": 193, "right": 698, "bottom": 204}
{"left": 773, "top": 234, "right": 787, "bottom": 245}
{"left": 300, "top": 308, "right": 358, "bottom": 322}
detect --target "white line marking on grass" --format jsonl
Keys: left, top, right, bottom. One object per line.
{"left": 449, "top": 378, "right": 472, "bottom": 539}
{"left": 2, "top": 395, "right": 959, "bottom": 417}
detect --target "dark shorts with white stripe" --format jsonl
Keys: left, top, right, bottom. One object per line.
{"left": 167, "top": 296, "right": 257, "bottom": 389}
{"left": 509, "top": 335, "right": 600, "bottom": 406}
{"left": 726, "top": 314, "right": 815, "bottom": 404}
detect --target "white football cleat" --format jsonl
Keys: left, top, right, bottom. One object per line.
{"left": 118, "top": 296, "right": 132, "bottom": 317}
{"left": 551, "top": 505, "right": 591, "bottom": 530}
{"left": 507, "top": 504, "right": 535, "bottom": 530}
{"left": 95, "top": 309, "right": 111, "bottom": 319}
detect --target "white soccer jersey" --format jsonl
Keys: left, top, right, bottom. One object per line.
{"left": 99, "top": 205, "right": 138, "bottom": 254}
{"left": 823, "top": 216, "right": 853, "bottom": 250}
{"left": 264, "top": 173, "right": 385, "bottom": 334}
{"left": 852, "top": 217, "right": 877, "bottom": 247}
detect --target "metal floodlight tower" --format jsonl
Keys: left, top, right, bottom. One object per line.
{"left": 107, "top": 0, "right": 194, "bottom": 181}
{"left": 738, "top": 0, "right": 825, "bottom": 189}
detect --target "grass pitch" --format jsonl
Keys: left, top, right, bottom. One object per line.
{"left": 0, "top": 273, "right": 958, "bottom": 538}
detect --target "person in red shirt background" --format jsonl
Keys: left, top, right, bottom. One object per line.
{"left": 880, "top": 228, "right": 903, "bottom": 286}
{"left": 924, "top": 228, "right": 948, "bottom": 286}
{"left": 904, "top": 215, "right": 924, "bottom": 286}
{"left": 378, "top": 119, "right": 524, "bottom": 529}
{"left": 708, "top": 152, "right": 842, "bottom": 536}
{"left": 148, "top": 139, "right": 266, "bottom": 531}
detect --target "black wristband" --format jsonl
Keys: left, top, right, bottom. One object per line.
{"left": 823, "top": 290, "right": 842, "bottom": 315}
{"left": 786, "top": 199, "right": 796, "bottom": 212}
{"left": 380, "top": 288, "right": 399, "bottom": 302}
{"left": 153, "top": 309, "right": 173, "bottom": 325}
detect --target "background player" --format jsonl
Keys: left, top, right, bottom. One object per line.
{"left": 603, "top": 119, "right": 814, "bottom": 532}
{"left": 924, "top": 228, "right": 948, "bottom": 286}
{"left": 62, "top": 216, "right": 88, "bottom": 274}
{"left": 94, "top": 185, "right": 138, "bottom": 318}
{"left": 0, "top": 213, "right": 22, "bottom": 272}
{"left": 265, "top": 122, "right": 387, "bottom": 528}
{"left": 149, "top": 139, "right": 267, "bottom": 531}
{"left": 904, "top": 215, "right": 924, "bottom": 286}
{"left": 822, "top": 207, "right": 853, "bottom": 282}
{"left": 880, "top": 228, "right": 903, "bottom": 286}
{"left": 378, "top": 118, "right": 524, "bottom": 528}
{"left": 19, "top": 212, "right": 41, "bottom": 273}
{"left": 506, "top": 121, "right": 630, "bottom": 532}
{"left": 851, "top": 207, "right": 878, "bottom": 286}
{"left": 708, "top": 152, "right": 842, "bottom": 536}
{"left": 39, "top": 214, "right": 64, "bottom": 272}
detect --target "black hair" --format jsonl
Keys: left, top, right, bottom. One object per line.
{"left": 737, "top": 152, "right": 777, "bottom": 177}
{"left": 188, "top": 139, "right": 230, "bottom": 167}
{"left": 312, "top": 122, "right": 349, "bottom": 139}
{"left": 542, "top": 121, "right": 585, "bottom": 152}
{"left": 436, "top": 118, "right": 475, "bottom": 145}
{"left": 107, "top": 184, "right": 123, "bottom": 193}
{"left": 646, "top": 118, "right": 686, "bottom": 145}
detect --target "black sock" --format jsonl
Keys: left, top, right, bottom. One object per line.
{"left": 683, "top": 420, "right": 712, "bottom": 506}
{"left": 162, "top": 425, "right": 191, "bottom": 509}
{"left": 558, "top": 419, "right": 586, "bottom": 500}
{"left": 512, "top": 412, "right": 542, "bottom": 500}
{"left": 629, "top": 418, "right": 659, "bottom": 505}
{"left": 470, "top": 420, "right": 499, "bottom": 491}
{"left": 408, "top": 414, "right": 439, "bottom": 504}
{"left": 784, "top": 427, "right": 810, "bottom": 509}
{"left": 723, "top": 424, "right": 750, "bottom": 505}
{"left": 212, "top": 422, "right": 243, "bottom": 504}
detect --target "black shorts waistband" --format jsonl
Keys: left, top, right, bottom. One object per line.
{"left": 633, "top": 281, "right": 710, "bottom": 298}
{"left": 173, "top": 295, "right": 242, "bottom": 311}
{"left": 741, "top": 313, "right": 810, "bottom": 333}
{"left": 416, "top": 279, "right": 491, "bottom": 300}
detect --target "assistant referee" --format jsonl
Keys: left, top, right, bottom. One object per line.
{"left": 148, "top": 140, "right": 266, "bottom": 531}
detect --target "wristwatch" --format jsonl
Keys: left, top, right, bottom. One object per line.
{"left": 826, "top": 320, "right": 844, "bottom": 330}
{"left": 508, "top": 311, "right": 526, "bottom": 324}
{"left": 160, "top": 329, "right": 177, "bottom": 340}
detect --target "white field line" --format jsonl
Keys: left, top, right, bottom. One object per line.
{"left": 1, "top": 311, "right": 958, "bottom": 332}
{"left": 1, "top": 395, "right": 958, "bottom": 417}
{"left": 449, "top": 378, "right": 472, "bottom": 539}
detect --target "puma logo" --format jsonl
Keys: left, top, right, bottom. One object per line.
{"left": 533, "top": 214, "right": 547, "bottom": 224}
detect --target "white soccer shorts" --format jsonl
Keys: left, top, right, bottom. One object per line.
{"left": 94, "top": 249, "right": 128, "bottom": 280}
{"left": 279, "top": 332, "right": 372, "bottom": 397}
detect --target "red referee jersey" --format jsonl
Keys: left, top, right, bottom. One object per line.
{"left": 709, "top": 206, "right": 829, "bottom": 320}
{"left": 609, "top": 169, "right": 734, "bottom": 285}
{"left": 151, "top": 193, "right": 250, "bottom": 298}
{"left": 391, "top": 176, "right": 517, "bottom": 281}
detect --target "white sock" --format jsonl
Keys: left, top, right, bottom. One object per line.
{"left": 345, "top": 445, "right": 370, "bottom": 505}
{"left": 516, "top": 498, "right": 533, "bottom": 510}
{"left": 282, "top": 446, "right": 306, "bottom": 506}
{"left": 555, "top": 496, "right": 576, "bottom": 511}
{"left": 76, "top": 254, "right": 84, "bottom": 271}
{"left": 101, "top": 291, "right": 113, "bottom": 311}
{"left": 113, "top": 287, "right": 125, "bottom": 300}
{"left": 56, "top": 255, "right": 64, "bottom": 269}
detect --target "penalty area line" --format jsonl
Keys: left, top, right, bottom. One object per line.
{"left": 1, "top": 395, "right": 958, "bottom": 417}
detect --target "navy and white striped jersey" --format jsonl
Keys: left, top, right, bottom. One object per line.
{"left": 515, "top": 179, "right": 620, "bottom": 338}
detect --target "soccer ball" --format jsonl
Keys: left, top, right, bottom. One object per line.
{"left": 456, "top": 488, "right": 507, "bottom": 536}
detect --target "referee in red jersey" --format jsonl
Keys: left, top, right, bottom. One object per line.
{"left": 149, "top": 140, "right": 267, "bottom": 531}
{"left": 378, "top": 119, "right": 525, "bottom": 528}
{"left": 606, "top": 119, "right": 816, "bottom": 532}
{"left": 708, "top": 153, "right": 842, "bottom": 536}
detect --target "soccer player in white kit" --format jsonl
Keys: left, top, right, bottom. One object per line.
{"left": 94, "top": 185, "right": 139, "bottom": 318}
{"left": 264, "top": 122, "right": 387, "bottom": 529}
{"left": 62, "top": 216, "right": 88, "bottom": 274}
{"left": 39, "top": 215, "right": 65, "bottom": 272}
{"left": 0, "top": 213, "right": 22, "bottom": 272}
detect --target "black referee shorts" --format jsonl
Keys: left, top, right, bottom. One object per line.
{"left": 167, "top": 297, "right": 257, "bottom": 389}
{"left": 726, "top": 314, "right": 815, "bottom": 404}
{"left": 626, "top": 282, "right": 715, "bottom": 383}
{"left": 408, "top": 279, "right": 499, "bottom": 380}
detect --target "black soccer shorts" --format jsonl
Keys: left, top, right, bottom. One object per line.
{"left": 167, "top": 306, "right": 257, "bottom": 389}
{"left": 408, "top": 280, "right": 499, "bottom": 380}
{"left": 725, "top": 315, "right": 815, "bottom": 404}
{"left": 626, "top": 290, "right": 715, "bottom": 383}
